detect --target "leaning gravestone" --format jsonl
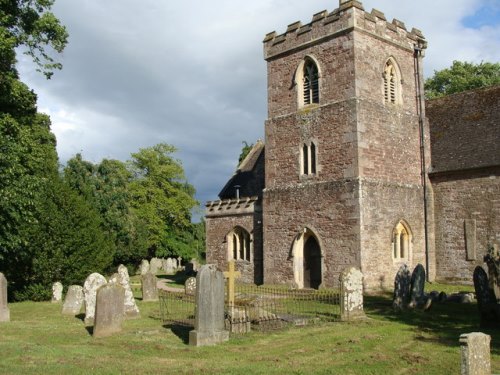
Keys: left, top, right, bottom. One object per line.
{"left": 393, "top": 264, "right": 411, "bottom": 311}
{"left": 141, "top": 272, "right": 158, "bottom": 302}
{"left": 460, "top": 332, "right": 491, "bottom": 375}
{"left": 51, "top": 281, "right": 63, "bottom": 303}
{"left": 409, "top": 264, "right": 426, "bottom": 307}
{"left": 473, "top": 266, "right": 499, "bottom": 328}
{"left": 62, "top": 285, "right": 84, "bottom": 315}
{"left": 339, "top": 267, "right": 365, "bottom": 321}
{"left": 0, "top": 272, "right": 10, "bottom": 322}
{"left": 185, "top": 277, "right": 197, "bottom": 295}
{"left": 83, "top": 273, "right": 108, "bottom": 325}
{"left": 150, "top": 258, "right": 162, "bottom": 275}
{"left": 93, "top": 283, "right": 125, "bottom": 338}
{"left": 139, "top": 259, "right": 150, "bottom": 276}
{"left": 109, "top": 265, "right": 140, "bottom": 319}
{"left": 189, "top": 264, "right": 229, "bottom": 346}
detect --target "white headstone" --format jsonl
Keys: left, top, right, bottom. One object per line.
{"left": 62, "top": 285, "right": 84, "bottom": 315}
{"left": 83, "top": 273, "right": 107, "bottom": 325}
{"left": 0, "top": 272, "right": 10, "bottom": 322}
{"left": 51, "top": 282, "right": 63, "bottom": 303}
{"left": 139, "top": 259, "right": 150, "bottom": 275}
{"left": 340, "top": 267, "right": 365, "bottom": 321}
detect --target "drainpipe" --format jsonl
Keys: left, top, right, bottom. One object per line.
{"left": 414, "top": 40, "right": 430, "bottom": 282}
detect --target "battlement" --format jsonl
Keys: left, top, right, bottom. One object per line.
{"left": 205, "top": 196, "right": 260, "bottom": 218}
{"left": 263, "top": 0, "right": 426, "bottom": 60}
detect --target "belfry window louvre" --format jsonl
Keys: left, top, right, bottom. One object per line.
{"left": 303, "top": 60, "right": 319, "bottom": 105}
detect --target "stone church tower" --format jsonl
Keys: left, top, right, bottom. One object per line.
{"left": 206, "top": 0, "right": 438, "bottom": 290}
{"left": 262, "top": 0, "right": 432, "bottom": 289}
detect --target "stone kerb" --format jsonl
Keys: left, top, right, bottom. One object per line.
{"left": 83, "top": 273, "right": 108, "bottom": 325}
{"left": 340, "top": 267, "right": 365, "bottom": 321}
{"left": 51, "top": 281, "right": 63, "bottom": 303}
{"left": 0, "top": 272, "right": 10, "bottom": 322}
{"left": 93, "top": 283, "right": 125, "bottom": 338}
{"left": 141, "top": 272, "right": 158, "bottom": 302}
{"left": 62, "top": 285, "right": 84, "bottom": 316}
{"left": 460, "top": 332, "right": 491, "bottom": 375}
{"left": 189, "top": 264, "right": 229, "bottom": 346}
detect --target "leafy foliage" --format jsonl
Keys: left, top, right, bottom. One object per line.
{"left": 238, "top": 141, "right": 254, "bottom": 166}
{"left": 425, "top": 61, "right": 500, "bottom": 99}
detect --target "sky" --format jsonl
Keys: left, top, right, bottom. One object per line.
{"left": 17, "top": 0, "right": 500, "bottom": 220}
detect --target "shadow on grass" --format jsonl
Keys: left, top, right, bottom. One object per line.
{"left": 163, "top": 323, "right": 192, "bottom": 344}
{"left": 364, "top": 294, "right": 500, "bottom": 355}
{"left": 156, "top": 272, "right": 190, "bottom": 287}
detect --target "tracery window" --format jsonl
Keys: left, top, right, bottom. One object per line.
{"left": 392, "top": 221, "right": 411, "bottom": 260}
{"left": 383, "top": 59, "right": 401, "bottom": 105}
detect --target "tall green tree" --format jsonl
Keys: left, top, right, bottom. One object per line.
{"left": 128, "top": 143, "right": 198, "bottom": 258}
{"left": 425, "top": 61, "right": 500, "bottom": 99}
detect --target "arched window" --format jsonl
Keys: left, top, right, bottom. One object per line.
{"left": 383, "top": 59, "right": 402, "bottom": 105}
{"left": 301, "top": 141, "right": 317, "bottom": 176}
{"left": 297, "top": 57, "right": 320, "bottom": 107}
{"left": 227, "top": 227, "right": 251, "bottom": 262}
{"left": 392, "top": 221, "right": 411, "bottom": 260}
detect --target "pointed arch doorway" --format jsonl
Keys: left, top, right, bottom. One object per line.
{"left": 292, "top": 229, "right": 322, "bottom": 289}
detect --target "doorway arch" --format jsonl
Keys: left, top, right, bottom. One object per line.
{"left": 292, "top": 228, "right": 322, "bottom": 289}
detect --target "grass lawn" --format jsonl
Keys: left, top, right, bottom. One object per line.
{"left": 0, "top": 283, "right": 498, "bottom": 374}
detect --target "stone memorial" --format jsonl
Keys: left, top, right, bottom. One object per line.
{"left": 172, "top": 257, "right": 178, "bottom": 270}
{"left": 460, "top": 332, "right": 491, "bottom": 375}
{"left": 340, "top": 267, "right": 365, "bottom": 321}
{"left": 409, "top": 263, "right": 426, "bottom": 307}
{"left": 51, "top": 281, "right": 63, "bottom": 303}
{"left": 177, "top": 257, "right": 182, "bottom": 269}
{"left": 141, "top": 272, "right": 158, "bottom": 302}
{"left": 93, "top": 283, "right": 125, "bottom": 338}
{"left": 473, "top": 266, "right": 499, "bottom": 328}
{"left": 0, "top": 272, "right": 10, "bottom": 322}
{"left": 150, "top": 258, "right": 162, "bottom": 275}
{"left": 139, "top": 259, "right": 150, "bottom": 276}
{"left": 83, "top": 272, "right": 107, "bottom": 325}
{"left": 185, "top": 277, "right": 197, "bottom": 295}
{"left": 109, "top": 265, "right": 140, "bottom": 319}
{"left": 189, "top": 264, "right": 229, "bottom": 346}
{"left": 392, "top": 264, "right": 411, "bottom": 311}
{"left": 62, "top": 285, "right": 84, "bottom": 315}
{"left": 164, "top": 258, "right": 175, "bottom": 274}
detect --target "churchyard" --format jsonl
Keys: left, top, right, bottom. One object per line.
{"left": 0, "top": 267, "right": 499, "bottom": 375}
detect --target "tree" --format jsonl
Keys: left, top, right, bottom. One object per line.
{"left": 1, "top": 0, "right": 68, "bottom": 78}
{"left": 128, "top": 143, "right": 199, "bottom": 258}
{"left": 425, "top": 61, "right": 500, "bottom": 99}
{"left": 238, "top": 141, "right": 254, "bottom": 166}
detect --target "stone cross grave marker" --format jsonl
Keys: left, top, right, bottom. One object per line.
{"left": 460, "top": 332, "right": 491, "bottom": 375}
{"left": 93, "top": 283, "right": 125, "bottom": 338}
{"left": 83, "top": 273, "right": 108, "bottom": 325}
{"left": 141, "top": 272, "right": 158, "bottom": 302}
{"left": 223, "top": 260, "right": 241, "bottom": 306}
{"left": 393, "top": 264, "right": 411, "bottom": 311}
{"left": 51, "top": 281, "right": 63, "bottom": 303}
{"left": 0, "top": 272, "right": 10, "bottom": 322}
{"left": 189, "top": 264, "right": 229, "bottom": 346}
{"left": 62, "top": 285, "right": 84, "bottom": 315}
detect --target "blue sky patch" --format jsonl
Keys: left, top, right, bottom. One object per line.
{"left": 462, "top": 3, "right": 500, "bottom": 28}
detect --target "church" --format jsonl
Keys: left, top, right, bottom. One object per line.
{"left": 205, "top": 0, "right": 500, "bottom": 290}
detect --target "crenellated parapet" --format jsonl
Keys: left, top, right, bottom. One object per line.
{"left": 263, "top": 0, "right": 426, "bottom": 61}
{"left": 205, "top": 196, "right": 260, "bottom": 218}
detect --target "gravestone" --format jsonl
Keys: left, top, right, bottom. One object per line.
{"left": 460, "top": 332, "right": 491, "bottom": 375}
{"left": 109, "top": 265, "right": 140, "bottom": 319}
{"left": 189, "top": 264, "right": 229, "bottom": 346}
{"left": 164, "top": 258, "right": 175, "bottom": 274}
{"left": 51, "top": 282, "right": 63, "bottom": 303}
{"left": 62, "top": 285, "right": 84, "bottom": 315}
{"left": 150, "top": 258, "right": 162, "bottom": 275}
{"left": 409, "top": 264, "right": 426, "bottom": 307}
{"left": 392, "top": 264, "right": 411, "bottom": 311}
{"left": 473, "top": 266, "right": 499, "bottom": 328}
{"left": 340, "top": 267, "right": 365, "bottom": 321}
{"left": 93, "top": 284, "right": 125, "bottom": 338}
{"left": 172, "top": 258, "right": 178, "bottom": 270}
{"left": 141, "top": 272, "right": 158, "bottom": 302}
{"left": 185, "top": 277, "right": 197, "bottom": 295}
{"left": 139, "top": 259, "right": 150, "bottom": 276}
{"left": 83, "top": 273, "right": 107, "bottom": 325}
{"left": 0, "top": 272, "right": 10, "bottom": 322}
